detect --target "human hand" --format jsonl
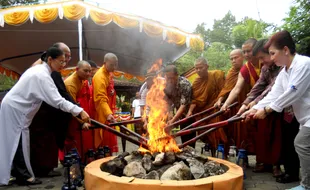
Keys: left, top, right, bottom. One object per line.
{"left": 107, "top": 114, "right": 115, "bottom": 123}
{"left": 82, "top": 123, "right": 91, "bottom": 130}
{"left": 214, "top": 99, "right": 222, "bottom": 108}
{"left": 80, "top": 110, "right": 90, "bottom": 123}
{"left": 253, "top": 109, "right": 267, "bottom": 119}
{"left": 248, "top": 101, "right": 256, "bottom": 109}
{"left": 237, "top": 104, "right": 248, "bottom": 115}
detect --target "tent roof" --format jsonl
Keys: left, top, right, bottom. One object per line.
{"left": 0, "top": 0, "right": 204, "bottom": 76}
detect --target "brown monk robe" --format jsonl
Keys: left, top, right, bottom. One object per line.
{"left": 214, "top": 49, "right": 245, "bottom": 154}
{"left": 187, "top": 58, "right": 225, "bottom": 154}
{"left": 221, "top": 39, "right": 261, "bottom": 154}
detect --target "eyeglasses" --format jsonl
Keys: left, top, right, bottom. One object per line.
{"left": 55, "top": 59, "right": 66, "bottom": 66}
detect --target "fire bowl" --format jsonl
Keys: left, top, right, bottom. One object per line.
{"left": 84, "top": 156, "right": 243, "bottom": 190}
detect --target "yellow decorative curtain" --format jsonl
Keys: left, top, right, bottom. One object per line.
{"left": 0, "top": 1, "right": 204, "bottom": 49}
{"left": 63, "top": 4, "right": 86, "bottom": 21}
{"left": 0, "top": 66, "right": 20, "bottom": 80}
{"left": 112, "top": 14, "right": 139, "bottom": 28}
{"left": 143, "top": 23, "right": 163, "bottom": 37}
{"left": 89, "top": 10, "right": 112, "bottom": 25}
{"left": 190, "top": 37, "right": 204, "bottom": 51}
{"left": 166, "top": 31, "right": 186, "bottom": 46}
{"left": 34, "top": 8, "right": 58, "bottom": 23}
{"left": 4, "top": 11, "right": 29, "bottom": 26}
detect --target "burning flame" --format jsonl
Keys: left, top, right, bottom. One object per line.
{"left": 141, "top": 75, "right": 180, "bottom": 153}
{"left": 147, "top": 58, "right": 163, "bottom": 74}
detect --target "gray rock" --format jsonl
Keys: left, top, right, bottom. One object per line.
{"left": 124, "top": 151, "right": 143, "bottom": 164}
{"left": 142, "top": 153, "right": 153, "bottom": 172}
{"left": 153, "top": 152, "right": 165, "bottom": 166}
{"left": 204, "top": 161, "right": 225, "bottom": 176}
{"left": 160, "top": 161, "right": 191, "bottom": 180}
{"left": 144, "top": 171, "right": 160, "bottom": 180}
{"left": 155, "top": 164, "right": 173, "bottom": 177}
{"left": 193, "top": 154, "right": 209, "bottom": 164}
{"left": 175, "top": 152, "right": 192, "bottom": 162}
{"left": 123, "top": 161, "right": 146, "bottom": 177}
{"left": 186, "top": 157, "right": 204, "bottom": 179}
{"left": 164, "top": 152, "right": 176, "bottom": 164}
{"left": 100, "top": 157, "right": 126, "bottom": 176}
{"left": 182, "top": 146, "right": 196, "bottom": 155}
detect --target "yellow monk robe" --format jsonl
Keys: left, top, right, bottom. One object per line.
{"left": 191, "top": 70, "right": 226, "bottom": 149}
{"left": 64, "top": 72, "right": 94, "bottom": 161}
{"left": 92, "top": 66, "right": 117, "bottom": 150}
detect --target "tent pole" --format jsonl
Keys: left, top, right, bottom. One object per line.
{"left": 78, "top": 19, "right": 83, "bottom": 61}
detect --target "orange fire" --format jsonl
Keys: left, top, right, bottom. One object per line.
{"left": 141, "top": 75, "right": 180, "bottom": 153}
{"left": 147, "top": 58, "right": 163, "bottom": 74}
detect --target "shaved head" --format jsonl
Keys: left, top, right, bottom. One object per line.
{"left": 230, "top": 49, "right": 244, "bottom": 70}
{"left": 53, "top": 42, "right": 71, "bottom": 64}
{"left": 104, "top": 53, "right": 118, "bottom": 62}
{"left": 230, "top": 49, "right": 243, "bottom": 56}
{"left": 104, "top": 53, "right": 118, "bottom": 72}
{"left": 76, "top": 60, "right": 91, "bottom": 80}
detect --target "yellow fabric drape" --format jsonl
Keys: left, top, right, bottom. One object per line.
{"left": 166, "top": 31, "right": 186, "bottom": 46}
{"left": 34, "top": 8, "right": 58, "bottom": 23}
{"left": 63, "top": 4, "right": 86, "bottom": 21}
{"left": 135, "top": 76, "right": 145, "bottom": 82}
{"left": 89, "top": 10, "right": 112, "bottom": 25}
{"left": 143, "top": 23, "right": 163, "bottom": 37}
{"left": 0, "top": 66, "right": 20, "bottom": 80}
{"left": 113, "top": 71, "right": 123, "bottom": 78}
{"left": 123, "top": 73, "right": 134, "bottom": 80}
{"left": 4, "top": 11, "right": 29, "bottom": 26}
{"left": 190, "top": 37, "right": 204, "bottom": 51}
{"left": 112, "top": 14, "right": 139, "bottom": 28}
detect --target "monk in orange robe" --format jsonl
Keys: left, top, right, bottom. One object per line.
{"left": 213, "top": 49, "right": 244, "bottom": 153}
{"left": 63, "top": 60, "right": 93, "bottom": 162}
{"left": 221, "top": 38, "right": 261, "bottom": 154}
{"left": 92, "top": 53, "right": 118, "bottom": 152}
{"left": 186, "top": 57, "right": 225, "bottom": 153}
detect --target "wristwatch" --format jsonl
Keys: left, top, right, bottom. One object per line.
{"left": 264, "top": 106, "right": 273, "bottom": 115}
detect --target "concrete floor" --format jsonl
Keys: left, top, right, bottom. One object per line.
{"left": 0, "top": 137, "right": 300, "bottom": 190}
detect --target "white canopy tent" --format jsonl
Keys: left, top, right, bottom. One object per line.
{"left": 0, "top": 0, "right": 204, "bottom": 78}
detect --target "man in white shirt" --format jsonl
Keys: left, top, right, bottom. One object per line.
{"left": 243, "top": 31, "right": 310, "bottom": 190}
{"left": 132, "top": 92, "right": 142, "bottom": 134}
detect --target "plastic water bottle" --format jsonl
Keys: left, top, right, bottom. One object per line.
{"left": 228, "top": 146, "right": 237, "bottom": 163}
{"left": 216, "top": 144, "right": 225, "bottom": 159}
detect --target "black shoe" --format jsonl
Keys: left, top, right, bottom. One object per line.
{"left": 17, "top": 178, "right": 42, "bottom": 186}
{"left": 276, "top": 174, "right": 299, "bottom": 184}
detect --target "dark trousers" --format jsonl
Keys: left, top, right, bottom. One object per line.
{"left": 180, "top": 118, "right": 196, "bottom": 148}
{"left": 12, "top": 135, "right": 32, "bottom": 181}
{"left": 282, "top": 117, "right": 300, "bottom": 177}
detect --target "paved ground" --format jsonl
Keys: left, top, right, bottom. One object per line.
{"left": 0, "top": 137, "right": 300, "bottom": 190}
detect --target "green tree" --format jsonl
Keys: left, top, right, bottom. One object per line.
{"left": 232, "top": 18, "right": 271, "bottom": 48}
{"left": 209, "top": 11, "right": 237, "bottom": 47}
{"left": 0, "top": 0, "right": 39, "bottom": 7}
{"left": 194, "top": 22, "right": 211, "bottom": 47}
{"left": 175, "top": 50, "right": 202, "bottom": 74}
{"left": 282, "top": 0, "right": 310, "bottom": 56}
{"left": 205, "top": 42, "right": 232, "bottom": 72}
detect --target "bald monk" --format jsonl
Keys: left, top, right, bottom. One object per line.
{"left": 213, "top": 49, "right": 244, "bottom": 151}
{"left": 221, "top": 38, "right": 261, "bottom": 154}
{"left": 186, "top": 57, "right": 225, "bottom": 153}
{"left": 92, "top": 53, "right": 118, "bottom": 152}
{"left": 63, "top": 60, "right": 92, "bottom": 162}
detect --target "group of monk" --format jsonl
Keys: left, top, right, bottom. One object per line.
{"left": 158, "top": 35, "right": 300, "bottom": 185}
{"left": 27, "top": 43, "right": 120, "bottom": 182}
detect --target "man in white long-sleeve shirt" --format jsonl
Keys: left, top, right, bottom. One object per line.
{"left": 243, "top": 31, "right": 310, "bottom": 190}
